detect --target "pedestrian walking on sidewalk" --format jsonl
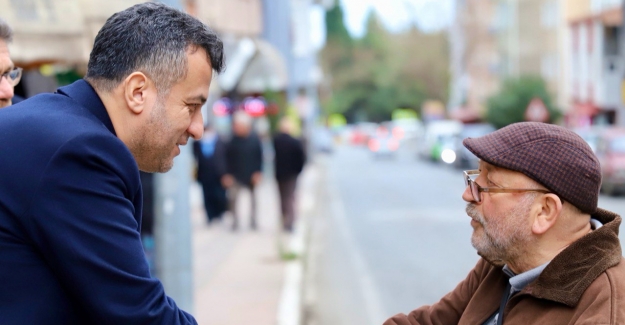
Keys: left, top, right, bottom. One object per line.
{"left": 223, "top": 111, "right": 263, "bottom": 230}
{"left": 273, "top": 117, "right": 306, "bottom": 232}
{"left": 193, "top": 123, "right": 228, "bottom": 224}
{"left": 0, "top": 3, "right": 224, "bottom": 324}
{"left": 385, "top": 122, "right": 625, "bottom": 325}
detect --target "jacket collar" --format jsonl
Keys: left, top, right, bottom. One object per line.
{"left": 523, "top": 208, "right": 622, "bottom": 307}
{"left": 55, "top": 79, "right": 116, "bottom": 136}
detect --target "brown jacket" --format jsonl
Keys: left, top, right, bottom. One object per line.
{"left": 384, "top": 208, "right": 625, "bottom": 325}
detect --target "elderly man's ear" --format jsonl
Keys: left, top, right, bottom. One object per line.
{"left": 531, "top": 194, "right": 562, "bottom": 235}
{"left": 123, "top": 72, "right": 153, "bottom": 115}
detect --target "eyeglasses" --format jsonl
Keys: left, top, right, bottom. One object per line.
{"left": 1, "top": 67, "right": 22, "bottom": 87}
{"left": 463, "top": 170, "right": 551, "bottom": 203}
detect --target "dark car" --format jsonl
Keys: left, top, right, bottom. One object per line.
{"left": 451, "top": 123, "right": 496, "bottom": 169}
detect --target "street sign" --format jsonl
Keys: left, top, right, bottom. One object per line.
{"left": 524, "top": 97, "right": 550, "bottom": 122}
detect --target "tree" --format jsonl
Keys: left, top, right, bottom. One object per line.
{"left": 486, "top": 76, "right": 562, "bottom": 129}
{"left": 319, "top": 5, "right": 449, "bottom": 123}
{"left": 325, "top": 3, "right": 352, "bottom": 46}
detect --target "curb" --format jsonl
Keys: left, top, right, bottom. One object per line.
{"left": 276, "top": 158, "right": 324, "bottom": 325}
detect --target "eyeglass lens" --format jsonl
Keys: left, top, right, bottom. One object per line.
{"left": 8, "top": 69, "right": 20, "bottom": 80}
{"left": 465, "top": 173, "right": 481, "bottom": 203}
{"left": 2, "top": 68, "right": 22, "bottom": 86}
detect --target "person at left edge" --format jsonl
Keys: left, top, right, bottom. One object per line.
{"left": 0, "top": 3, "right": 224, "bottom": 325}
{"left": 0, "top": 17, "right": 23, "bottom": 108}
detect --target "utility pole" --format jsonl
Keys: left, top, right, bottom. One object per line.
{"left": 153, "top": 146, "right": 194, "bottom": 312}
{"left": 151, "top": 0, "right": 195, "bottom": 314}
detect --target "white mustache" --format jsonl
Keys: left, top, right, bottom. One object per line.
{"left": 466, "top": 204, "right": 483, "bottom": 223}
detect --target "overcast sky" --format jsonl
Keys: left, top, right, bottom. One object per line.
{"left": 340, "top": 0, "right": 455, "bottom": 37}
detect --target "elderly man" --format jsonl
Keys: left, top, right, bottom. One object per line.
{"left": 385, "top": 122, "right": 625, "bottom": 325}
{"left": 0, "top": 3, "right": 223, "bottom": 325}
{"left": 222, "top": 110, "right": 263, "bottom": 230}
{"left": 0, "top": 18, "right": 22, "bottom": 108}
{"left": 273, "top": 117, "right": 306, "bottom": 232}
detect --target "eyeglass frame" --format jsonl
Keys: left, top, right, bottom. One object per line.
{"left": 463, "top": 169, "right": 552, "bottom": 203}
{"left": 1, "top": 67, "right": 23, "bottom": 87}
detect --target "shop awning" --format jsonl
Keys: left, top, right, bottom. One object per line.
{"left": 237, "top": 39, "right": 288, "bottom": 93}
{"left": 218, "top": 37, "right": 288, "bottom": 94}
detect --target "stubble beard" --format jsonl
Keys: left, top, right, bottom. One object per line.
{"left": 132, "top": 99, "right": 175, "bottom": 173}
{"left": 465, "top": 195, "right": 535, "bottom": 266}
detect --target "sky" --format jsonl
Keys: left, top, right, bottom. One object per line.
{"left": 340, "top": 0, "right": 455, "bottom": 38}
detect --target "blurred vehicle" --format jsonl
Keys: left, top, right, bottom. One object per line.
{"left": 389, "top": 118, "right": 424, "bottom": 150}
{"left": 312, "top": 126, "right": 334, "bottom": 154}
{"left": 350, "top": 122, "right": 378, "bottom": 146}
{"left": 573, "top": 126, "right": 601, "bottom": 154}
{"left": 350, "top": 127, "right": 367, "bottom": 145}
{"left": 595, "top": 127, "right": 625, "bottom": 195}
{"left": 368, "top": 124, "right": 400, "bottom": 158}
{"left": 418, "top": 120, "right": 463, "bottom": 161}
{"left": 451, "top": 123, "right": 496, "bottom": 169}
{"left": 434, "top": 134, "right": 459, "bottom": 164}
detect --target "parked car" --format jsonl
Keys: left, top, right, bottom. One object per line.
{"left": 368, "top": 124, "right": 400, "bottom": 158}
{"left": 573, "top": 126, "right": 601, "bottom": 154}
{"left": 595, "top": 127, "right": 625, "bottom": 195}
{"left": 389, "top": 118, "right": 424, "bottom": 150}
{"left": 418, "top": 120, "right": 463, "bottom": 161}
{"left": 350, "top": 122, "right": 378, "bottom": 146}
{"left": 451, "top": 123, "right": 496, "bottom": 169}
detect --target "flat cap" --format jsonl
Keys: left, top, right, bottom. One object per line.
{"left": 463, "top": 122, "right": 601, "bottom": 214}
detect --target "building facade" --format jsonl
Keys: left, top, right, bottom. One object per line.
{"left": 448, "top": 0, "right": 501, "bottom": 120}
{"left": 567, "top": 0, "right": 624, "bottom": 126}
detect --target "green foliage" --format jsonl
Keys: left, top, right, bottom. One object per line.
{"left": 325, "top": 3, "right": 352, "bottom": 45}
{"left": 486, "top": 76, "right": 562, "bottom": 129}
{"left": 320, "top": 8, "right": 449, "bottom": 123}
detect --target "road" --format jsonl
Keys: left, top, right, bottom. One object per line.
{"left": 304, "top": 144, "right": 625, "bottom": 325}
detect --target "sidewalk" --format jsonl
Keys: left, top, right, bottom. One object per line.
{"left": 191, "top": 162, "right": 321, "bottom": 325}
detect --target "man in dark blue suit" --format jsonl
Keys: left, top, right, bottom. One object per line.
{"left": 0, "top": 3, "right": 224, "bottom": 324}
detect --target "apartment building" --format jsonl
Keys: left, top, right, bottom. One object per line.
{"left": 448, "top": 0, "right": 500, "bottom": 120}
{"left": 567, "top": 0, "right": 624, "bottom": 126}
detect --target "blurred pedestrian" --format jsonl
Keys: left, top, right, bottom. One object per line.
{"left": 385, "top": 122, "right": 625, "bottom": 325}
{"left": 273, "top": 117, "right": 306, "bottom": 232}
{"left": 0, "top": 17, "right": 22, "bottom": 108}
{"left": 193, "top": 123, "right": 228, "bottom": 224}
{"left": 223, "top": 110, "right": 263, "bottom": 231}
{"left": 0, "top": 3, "right": 224, "bottom": 325}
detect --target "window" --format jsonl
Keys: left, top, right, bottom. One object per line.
{"left": 604, "top": 26, "right": 620, "bottom": 56}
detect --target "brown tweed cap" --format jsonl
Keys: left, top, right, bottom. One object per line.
{"left": 463, "top": 122, "right": 601, "bottom": 214}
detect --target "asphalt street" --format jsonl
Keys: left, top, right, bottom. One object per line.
{"left": 304, "top": 144, "right": 625, "bottom": 325}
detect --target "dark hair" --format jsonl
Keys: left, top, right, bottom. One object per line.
{"left": 0, "top": 18, "right": 13, "bottom": 43}
{"left": 85, "top": 2, "right": 224, "bottom": 93}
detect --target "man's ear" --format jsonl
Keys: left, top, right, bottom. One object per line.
{"left": 531, "top": 193, "right": 562, "bottom": 235}
{"left": 123, "top": 72, "right": 152, "bottom": 115}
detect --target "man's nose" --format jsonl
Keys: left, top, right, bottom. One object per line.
{"left": 188, "top": 109, "right": 204, "bottom": 140}
{"left": 462, "top": 185, "right": 475, "bottom": 203}
{"left": 0, "top": 76, "right": 14, "bottom": 101}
